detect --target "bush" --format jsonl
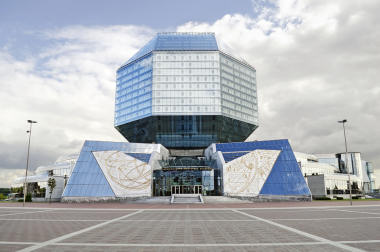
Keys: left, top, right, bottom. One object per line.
{"left": 314, "top": 196, "right": 331, "bottom": 200}
{"left": 0, "top": 193, "right": 6, "bottom": 200}
{"left": 25, "top": 193, "right": 32, "bottom": 202}
{"left": 352, "top": 196, "right": 361, "bottom": 200}
{"left": 336, "top": 196, "right": 344, "bottom": 200}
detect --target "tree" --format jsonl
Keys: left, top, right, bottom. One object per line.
{"left": 47, "top": 178, "right": 56, "bottom": 203}
{"left": 11, "top": 186, "right": 23, "bottom": 194}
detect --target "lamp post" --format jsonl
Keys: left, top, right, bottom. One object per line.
{"left": 23, "top": 120, "right": 37, "bottom": 207}
{"left": 338, "top": 119, "right": 352, "bottom": 206}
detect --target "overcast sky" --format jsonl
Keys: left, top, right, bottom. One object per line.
{"left": 1, "top": 0, "right": 379, "bottom": 188}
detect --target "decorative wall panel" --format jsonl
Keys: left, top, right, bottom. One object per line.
{"left": 93, "top": 151, "right": 152, "bottom": 197}
{"left": 223, "top": 149, "right": 280, "bottom": 196}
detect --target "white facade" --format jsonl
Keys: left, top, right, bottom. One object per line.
{"left": 294, "top": 152, "right": 375, "bottom": 196}
{"left": 152, "top": 51, "right": 221, "bottom": 115}
{"left": 220, "top": 53, "right": 257, "bottom": 124}
{"left": 14, "top": 153, "right": 79, "bottom": 200}
{"left": 151, "top": 51, "right": 257, "bottom": 124}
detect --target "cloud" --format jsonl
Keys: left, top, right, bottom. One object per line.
{"left": 0, "top": 169, "right": 25, "bottom": 188}
{"left": 0, "top": 25, "right": 155, "bottom": 186}
{"left": 0, "top": 0, "right": 379, "bottom": 188}
{"left": 177, "top": 0, "right": 380, "bottom": 187}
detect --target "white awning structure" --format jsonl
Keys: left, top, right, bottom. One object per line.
{"left": 14, "top": 173, "right": 49, "bottom": 184}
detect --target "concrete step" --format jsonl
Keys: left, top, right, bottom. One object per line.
{"left": 171, "top": 194, "right": 203, "bottom": 204}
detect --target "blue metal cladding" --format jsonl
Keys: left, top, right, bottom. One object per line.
{"left": 259, "top": 142, "right": 311, "bottom": 196}
{"left": 123, "top": 33, "right": 218, "bottom": 66}
{"left": 115, "top": 53, "right": 153, "bottom": 126}
{"left": 222, "top": 152, "right": 250, "bottom": 163}
{"left": 63, "top": 141, "right": 151, "bottom": 198}
{"left": 216, "top": 140, "right": 291, "bottom": 153}
{"left": 125, "top": 153, "right": 151, "bottom": 163}
{"left": 215, "top": 140, "right": 311, "bottom": 196}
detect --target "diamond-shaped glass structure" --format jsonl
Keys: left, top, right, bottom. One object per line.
{"left": 115, "top": 32, "right": 258, "bottom": 148}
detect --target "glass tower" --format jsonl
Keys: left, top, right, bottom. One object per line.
{"left": 115, "top": 32, "right": 258, "bottom": 148}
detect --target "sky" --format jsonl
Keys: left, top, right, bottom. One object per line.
{"left": 0, "top": 0, "right": 379, "bottom": 188}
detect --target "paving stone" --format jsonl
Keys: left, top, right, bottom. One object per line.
{"left": 35, "top": 244, "right": 347, "bottom": 252}
{"left": 124, "top": 210, "right": 252, "bottom": 220}
{"left": 0, "top": 205, "right": 379, "bottom": 252}
{"left": 274, "top": 218, "right": 380, "bottom": 241}
{"left": 0, "top": 220, "right": 101, "bottom": 242}
{"left": 61, "top": 218, "right": 312, "bottom": 244}
{"left": 241, "top": 209, "right": 370, "bottom": 220}
{"left": 0, "top": 244, "right": 31, "bottom": 252}
{"left": 346, "top": 242, "right": 380, "bottom": 252}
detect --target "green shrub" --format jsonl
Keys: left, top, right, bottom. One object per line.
{"left": 314, "top": 196, "right": 331, "bottom": 200}
{"left": 25, "top": 193, "right": 32, "bottom": 202}
{"left": 336, "top": 196, "right": 344, "bottom": 200}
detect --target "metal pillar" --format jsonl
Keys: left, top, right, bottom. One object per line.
{"left": 23, "top": 120, "right": 37, "bottom": 207}
{"left": 338, "top": 119, "right": 352, "bottom": 206}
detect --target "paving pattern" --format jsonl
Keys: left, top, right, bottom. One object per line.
{"left": 0, "top": 203, "right": 379, "bottom": 252}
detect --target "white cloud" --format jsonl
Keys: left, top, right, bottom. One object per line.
{"left": 0, "top": 169, "right": 25, "bottom": 188}
{"left": 0, "top": 25, "right": 155, "bottom": 187}
{"left": 178, "top": 0, "right": 380, "bottom": 184}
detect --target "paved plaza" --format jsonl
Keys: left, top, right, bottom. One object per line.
{"left": 0, "top": 202, "right": 379, "bottom": 251}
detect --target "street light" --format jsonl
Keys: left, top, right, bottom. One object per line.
{"left": 23, "top": 120, "right": 37, "bottom": 207}
{"left": 338, "top": 119, "right": 352, "bottom": 206}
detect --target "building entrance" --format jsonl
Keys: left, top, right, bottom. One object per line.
{"left": 171, "top": 185, "right": 202, "bottom": 195}
{"left": 152, "top": 169, "right": 217, "bottom": 196}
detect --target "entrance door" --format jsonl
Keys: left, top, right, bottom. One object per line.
{"left": 171, "top": 185, "right": 181, "bottom": 194}
{"left": 194, "top": 185, "right": 202, "bottom": 194}
{"left": 171, "top": 185, "right": 202, "bottom": 195}
{"left": 182, "top": 185, "right": 193, "bottom": 194}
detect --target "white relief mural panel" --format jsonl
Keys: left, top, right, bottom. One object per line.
{"left": 223, "top": 149, "right": 281, "bottom": 197}
{"left": 93, "top": 151, "right": 152, "bottom": 197}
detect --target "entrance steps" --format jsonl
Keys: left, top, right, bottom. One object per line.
{"left": 171, "top": 194, "right": 204, "bottom": 204}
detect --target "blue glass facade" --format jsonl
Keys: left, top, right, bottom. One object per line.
{"left": 216, "top": 140, "right": 311, "bottom": 196}
{"left": 154, "top": 33, "right": 218, "bottom": 51}
{"left": 115, "top": 32, "right": 258, "bottom": 148}
{"left": 62, "top": 141, "right": 122, "bottom": 197}
{"left": 115, "top": 53, "right": 153, "bottom": 126}
{"left": 122, "top": 32, "right": 218, "bottom": 66}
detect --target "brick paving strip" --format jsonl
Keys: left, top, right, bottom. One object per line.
{"left": 232, "top": 209, "right": 365, "bottom": 252}
{"left": 332, "top": 209, "right": 380, "bottom": 215}
{"left": 270, "top": 216, "right": 380, "bottom": 221}
{"left": 1, "top": 203, "right": 380, "bottom": 211}
{"left": 0, "top": 209, "right": 54, "bottom": 217}
{"left": 16, "top": 209, "right": 144, "bottom": 252}
{"left": 2, "top": 240, "right": 380, "bottom": 248}
{"left": 1, "top": 216, "right": 380, "bottom": 223}
{"left": 3, "top": 241, "right": 379, "bottom": 249}
{"left": 0, "top": 218, "right": 105, "bottom": 222}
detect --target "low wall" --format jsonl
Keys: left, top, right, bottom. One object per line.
{"left": 227, "top": 194, "right": 312, "bottom": 202}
